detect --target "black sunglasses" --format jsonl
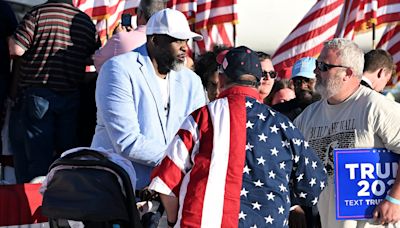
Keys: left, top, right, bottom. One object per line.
{"left": 316, "top": 60, "right": 349, "bottom": 72}
{"left": 262, "top": 71, "right": 277, "bottom": 79}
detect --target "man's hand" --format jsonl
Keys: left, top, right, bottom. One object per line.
{"left": 373, "top": 199, "right": 400, "bottom": 224}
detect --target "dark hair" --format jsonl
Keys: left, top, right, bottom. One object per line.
{"left": 264, "top": 79, "right": 292, "bottom": 105}
{"left": 363, "top": 49, "right": 395, "bottom": 73}
{"left": 138, "top": 0, "right": 167, "bottom": 21}
{"left": 194, "top": 45, "right": 230, "bottom": 88}
{"left": 256, "top": 51, "right": 271, "bottom": 61}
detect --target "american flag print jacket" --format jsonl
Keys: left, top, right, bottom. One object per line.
{"left": 149, "top": 86, "right": 327, "bottom": 228}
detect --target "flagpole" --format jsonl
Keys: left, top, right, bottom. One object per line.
{"left": 372, "top": 22, "right": 376, "bottom": 49}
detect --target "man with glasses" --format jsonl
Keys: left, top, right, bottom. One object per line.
{"left": 257, "top": 51, "right": 277, "bottom": 101}
{"left": 273, "top": 57, "right": 320, "bottom": 121}
{"left": 362, "top": 49, "right": 396, "bottom": 92}
{"left": 294, "top": 38, "right": 400, "bottom": 228}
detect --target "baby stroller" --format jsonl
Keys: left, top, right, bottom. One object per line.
{"left": 41, "top": 148, "right": 143, "bottom": 228}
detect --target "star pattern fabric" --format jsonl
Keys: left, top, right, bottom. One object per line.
{"left": 239, "top": 97, "right": 327, "bottom": 228}
{"left": 149, "top": 87, "right": 327, "bottom": 228}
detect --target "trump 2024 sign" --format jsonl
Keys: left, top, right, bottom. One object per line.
{"left": 334, "top": 148, "right": 399, "bottom": 220}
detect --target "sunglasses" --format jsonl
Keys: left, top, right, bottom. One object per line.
{"left": 292, "top": 77, "right": 314, "bottom": 86}
{"left": 316, "top": 60, "right": 349, "bottom": 72}
{"left": 262, "top": 71, "right": 277, "bottom": 79}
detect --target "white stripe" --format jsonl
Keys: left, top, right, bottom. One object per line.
{"left": 200, "top": 98, "right": 231, "bottom": 227}
{"left": 378, "top": 24, "right": 399, "bottom": 49}
{"left": 377, "top": 3, "right": 400, "bottom": 16}
{"left": 273, "top": 25, "right": 338, "bottom": 65}
{"left": 196, "top": 5, "right": 235, "bottom": 22}
{"left": 148, "top": 176, "right": 175, "bottom": 196}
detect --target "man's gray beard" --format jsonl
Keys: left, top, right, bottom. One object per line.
{"left": 315, "top": 76, "right": 343, "bottom": 99}
{"left": 171, "top": 61, "right": 185, "bottom": 72}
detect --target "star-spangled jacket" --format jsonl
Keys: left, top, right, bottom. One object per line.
{"left": 149, "top": 86, "right": 327, "bottom": 228}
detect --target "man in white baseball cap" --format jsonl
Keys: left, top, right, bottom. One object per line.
{"left": 91, "top": 8, "right": 206, "bottom": 192}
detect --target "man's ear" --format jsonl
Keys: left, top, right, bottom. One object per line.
{"left": 377, "top": 68, "right": 384, "bottom": 78}
{"left": 343, "top": 67, "right": 353, "bottom": 81}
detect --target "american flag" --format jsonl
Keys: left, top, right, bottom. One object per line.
{"left": 73, "top": 0, "right": 139, "bottom": 44}
{"left": 272, "top": 0, "right": 400, "bottom": 79}
{"left": 149, "top": 87, "right": 327, "bottom": 227}
{"left": 336, "top": 0, "right": 400, "bottom": 39}
{"left": 272, "top": 0, "right": 345, "bottom": 79}
{"left": 376, "top": 22, "right": 400, "bottom": 79}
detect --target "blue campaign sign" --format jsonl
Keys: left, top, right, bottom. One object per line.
{"left": 334, "top": 148, "right": 400, "bottom": 220}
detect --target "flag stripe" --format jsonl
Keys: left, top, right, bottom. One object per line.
{"left": 200, "top": 98, "right": 231, "bottom": 227}
{"left": 377, "top": 22, "right": 400, "bottom": 78}
{"left": 221, "top": 95, "right": 247, "bottom": 227}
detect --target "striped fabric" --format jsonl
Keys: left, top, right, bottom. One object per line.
{"left": 73, "top": 0, "right": 138, "bottom": 44}
{"left": 14, "top": 3, "right": 97, "bottom": 91}
{"left": 272, "top": 0, "right": 344, "bottom": 79}
{"left": 376, "top": 22, "right": 400, "bottom": 79}
{"left": 150, "top": 86, "right": 327, "bottom": 227}
{"left": 336, "top": 0, "right": 400, "bottom": 39}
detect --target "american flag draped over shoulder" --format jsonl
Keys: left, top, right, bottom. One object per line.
{"left": 149, "top": 87, "right": 327, "bottom": 227}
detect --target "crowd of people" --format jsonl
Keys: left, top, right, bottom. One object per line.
{"left": 1, "top": 0, "right": 400, "bottom": 227}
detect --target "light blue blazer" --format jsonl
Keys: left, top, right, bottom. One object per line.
{"left": 91, "top": 44, "right": 206, "bottom": 189}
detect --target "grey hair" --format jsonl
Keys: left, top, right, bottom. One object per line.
{"left": 138, "top": 0, "right": 167, "bottom": 21}
{"left": 324, "top": 38, "right": 364, "bottom": 79}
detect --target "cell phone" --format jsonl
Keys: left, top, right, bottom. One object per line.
{"left": 121, "top": 14, "right": 132, "bottom": 27}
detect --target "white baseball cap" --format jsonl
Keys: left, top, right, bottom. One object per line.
{"left": 146, "top": 9, "right": 203, "bottom": 41}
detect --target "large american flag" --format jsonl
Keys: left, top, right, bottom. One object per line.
{"left": 272, "top": 0, "right": 400, "bottom": 79}
{"left": 376, "top": 22, "right": 400, "bottom": 79}
{"left": 74, "top": 0, "right": 236, "bottom": 54}
{"left": 149, "top": 87, "right": 327, "bottom": 227}
{"left": 272, "top": 0, "right": 345, "bottom": 79}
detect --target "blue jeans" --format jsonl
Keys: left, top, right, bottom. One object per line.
{"left": 9, "top": 88, "right": 80, "bottom": 183}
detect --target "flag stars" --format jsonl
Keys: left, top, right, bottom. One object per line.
{"left": 264, "top": 215, "right": 274, "bottom": 224}
{"left": 257, "top": 156, "right": 266, "bottom": 165}
{"left": 312, "top": 197, "right": 319, "bottom": 205}
{"left": 270, "top": 125, "right": 279, "bottom": 134}
{"left": 243, "top": 165, "right": 251, "bottom": 174}
{"left": 253, "top": 179, "right": 264, "bottom": 187}
{"left": 258, "top": 133, "right": 268, "bottom": 142}
{"left": 289, "top": 122, "right": 296, "bottom": 129}
{"left": 240, "top": 188, "right": 249, "bottom": 197}
{"left": 299, "top": 192, "right": 307, "bottom": 198}
{"left": 245, "top": 101, "right": 253, "bottom": 108}
{"left": 304, "top": 157, "right": 310, "bottom": 165}
{"left": 296, "top": 173, "right": 304, "bottom": 182}
{"left": 246, "top": 121, "right": 254, "bottom": 129}
{"left": 246, "top": 142, "right": 254, "bottom": 151}
{"left": 281, "top": 140, "right": 290, "bottom": 148}
{"left": 312, "top": 161, "right": 318, "bottom": 169}
{"left": 280, "top": 122, "right": 288, "bottom": 131}
{"left": 250, "top": 225, "right": 257, "bottom": 228}
{"left": 279, "top": 161, "right": 286, "bottom": 169}
{"left": 257, "top": 112, "right": 266, "bottom": 121}
{"left": 269, "top": 109, "right": 276, "bottom": 116}
{"left": 293, "top": 138, "right": 301, "bottom": 146}
{"left": 268, "top": 170, "right": 276, "bottom": 179}
{"left": 294, "top": 155, "right": 300, "bottom": 163}
{"left": 309, "top": 178, "right": 317, "bottom": 187}
{"left": 320, "top": 181, "right": 326, "bottom": 190}
{"left": 278, "top": 205, "right": 285, "bottom": 214}
{"left": 239, "top": 211, "right": 247, "bottom": 220}
{"left": 266, "top": 192, "right": 276, "bottom": 201}
{"left": 252, "top": 202, "right": 262, "bottom": 210}
{"left": 270, "top": 147, "right": 279, "bottom": 156}
{"left": 279, "top": 184, "right": 288, "bottom": 192}
{"left": 304, "top": 141, "right": 309, "bottom": 149}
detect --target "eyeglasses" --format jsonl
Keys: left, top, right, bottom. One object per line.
{"left": 292, "top": 77, "right": 314, "bottom": 87}
{"left": 262, "top": 71, "right": 277, "bottom": 79}
{"left": 315, "top": 60, "right": 349, "bottom": 72}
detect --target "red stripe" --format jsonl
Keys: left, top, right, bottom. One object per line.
{"left": 220, "top": 95, "right": 246, "bottom": 227}
{"left": 180, "top": 107, "right": 213, "bottom": 227}
{"left": 195, "top": 14, "right": 237, "bottom": 30}
{"left": 151, "top": 157, "right": 185, "bottom": 196}
{"left": 217, "top": 24, "right": 232, "bottom": 47}
{"left": 296, "top": 0, "right": 344, "bottom": 27}
{"left": 274, "top": 16, "right": 340, "bottom": 56}
{"left": 197, "top": 0, "right": 236, "bottom": 11}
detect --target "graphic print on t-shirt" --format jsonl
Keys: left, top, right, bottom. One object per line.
{"left": 307, "top": 118, "right": 356, "bottom": 176}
